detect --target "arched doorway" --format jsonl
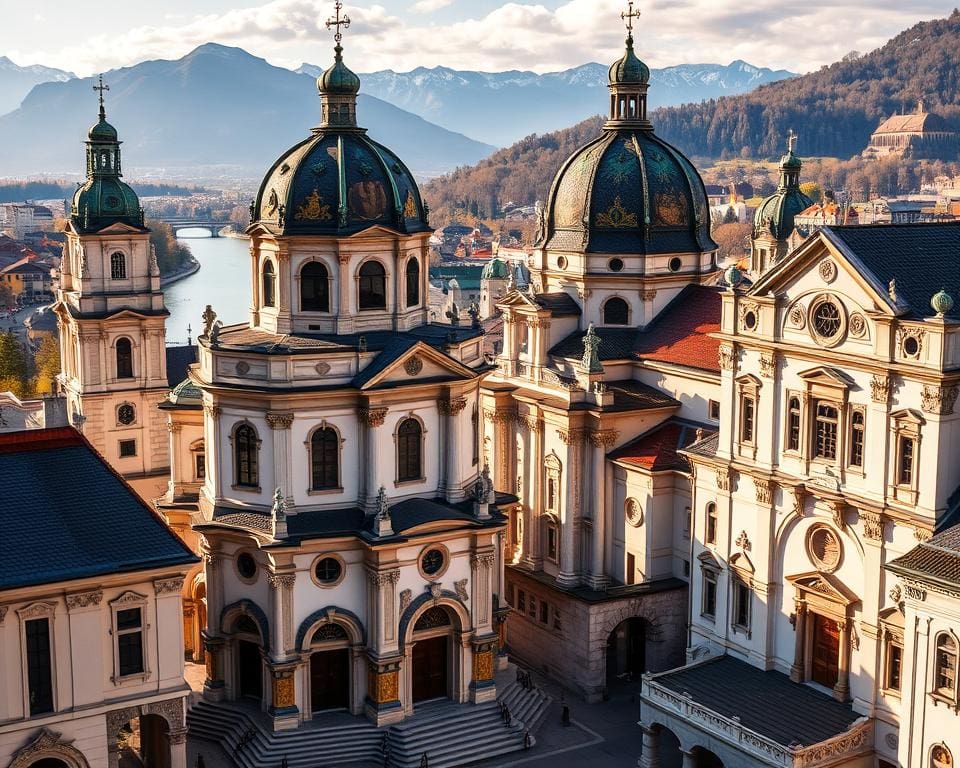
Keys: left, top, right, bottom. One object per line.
{"left": 693, "top": 747, "right": 724, "bottom": 768}
{"left": 308, "top": 623, "right": 351, "bottom": 713}
{"left": 411, "top": 606, "right": 454, "bottom": 703}
{"left": 232, "top": 615, "right": 263, "bottom": 701}
{"left": 116, "top": 714, "right": 170, "bottom": 768}
{"left": 606, "top": 617, "right": 647, "bottom": 685}
{"left": 32, "top": 761, "right": 70, "bottom": 768}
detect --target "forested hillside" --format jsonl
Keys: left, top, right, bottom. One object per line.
{"left": 422, "top": 116, "right": 604, "bottom": 221}
{"left": 653, "top": 11, "right": 960, "bottom": 159}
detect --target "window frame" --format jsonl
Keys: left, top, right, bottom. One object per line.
{"left": 110, "top": 250, "right": 127, "bottom": 280}
{"left": 848, "top": 407, "right": 866, "bottom": 470}
{"left": 109, "top": 592, "right": 151, "bottom": 685}
{"left": 934, "top": 632, "right": 958, "bottom": 702}
{"left": 405, "top": 257, "right": 420, "bottom": 308}
{"left": 299, "top": 261, "right": 331, "bottom": 313}
{"left": 232, "top": 422, "right": 261, "bottom": 490}
{"left": 18, "top": 603, "right": 57, "bottom": 717}
{"left": 358, "top": 260, "right": 388, "bottom": 311}
{"left": 701, "top": 568, "right": 718, "bottom": 620}
{"left": 262, "top": 259, "right": 277, "bottom": 309}
{"left": 813, "top": 401, "right": 841, "bottom": 462}
{"left": 785, "top": 395, "right": 802, "bottom": 454}
{"left": 545, "top": 517, "right": 559, "bottom": 563}
{"left": 602, "top": 296, "right": 630, "bottom": 326}
{"left": 890, "top": 410, "right": 924, "bottom": 504}
{"left": 396, "top": 417, "right": 425, "bottom": 484}
{"left": 705, "top": 502, "right": 718, "bottom": 546}
{"left": 118, "top": 438, "right": 137, "bottom": 458}
{"left": 736, "top": 375, "right": 761, "bottom": 457}
{"left": 115, "top": 337, "right": 134, "bottom": 380}
{"left": 308, "top": 424, "right": 342, "bottom": 493}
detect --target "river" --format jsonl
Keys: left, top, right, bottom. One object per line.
{"left": 164, "top": 230, "right": 251, "bottom": 345}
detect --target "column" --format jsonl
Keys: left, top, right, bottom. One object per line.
{"left": 266, "top": 412, "right": 295, "bottom": 509}
{"left": 523, "top": 417, "right": 543, "bottom": 570}
{"left": 169, "top": 729, "right": 187, "bottom": 768}
{"left": 587, "top": 430, "right": 617, "bottom": 589}
{"left": 556, "top": 427, "right": 585, "bottom": 587}
{"left": 205, "top": 404, "right": 223, "bottom": 502}
{"left": 167, "top": 421, "right": 182, "bottom": 495}
{"left": 790, "top": 599, "right": 806, "bottom": 683}
{"left": 834, "top": 619, "right": 851, "bottom": 702}
{"left": 337, "top": 254, "right": 351, "bottom": 333}
{"left": 267, "top": 572, "right": 299, "bottom": 729}
{"left": 440, "top": 395, "right": 468, "bottom": 502}
{"left": 363, "top": 567, "right": 403, "bottom": 726}
{"left": 639, "top": 724, "right": 661, "bottom": 768}
{"left": 359, "top": 406, "right": 388, "bottom": 512}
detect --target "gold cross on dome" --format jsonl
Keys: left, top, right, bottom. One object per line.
{"left": 788, "top": 129, "right": 798, "bottom": 153}
{"left": 326, "top": 1, "right": 351, "bottom": 44}
{"left": 93, "top": 73, "right": 110, "bottom": 107}
{"left": 622, "top": 1, "right": 641, "bottom": 36}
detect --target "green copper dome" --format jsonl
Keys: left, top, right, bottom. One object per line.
{"left": 70, "top": 103, "right": 144, "bottom": 234}
{"left": 609, "top": 36, "right": 650, "bottom": 86}
{"left": 753, "top": 138, "right": 812, "bottom": 241}
{"left": 318, "top": 44, "right": 361, "bottom": 95}
{"left": 481, "top": 257, "right": 510, "bottom": 280}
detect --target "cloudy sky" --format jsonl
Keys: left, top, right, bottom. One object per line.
{"left": 4, "top": 0, "right": 958, "bottom": 77}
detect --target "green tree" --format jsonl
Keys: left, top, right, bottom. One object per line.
{"left": 146, "top": 219, "right": 194, "bottom": 276}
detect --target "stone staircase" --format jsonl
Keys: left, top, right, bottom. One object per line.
{"left": 187, "top": 671, "right": 551, "bottom": 768}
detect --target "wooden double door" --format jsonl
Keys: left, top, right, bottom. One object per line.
{"left": 311, "top": 648, "right": 350, "bottom": 711}
{"left": 811, "top": 614, "right": 840, "bottom": 689}
{"left": 237, "top": 640, "right": 263, "bottom": 699}
{"left": 412, "top": 635, "right": 449, "bottom": 702}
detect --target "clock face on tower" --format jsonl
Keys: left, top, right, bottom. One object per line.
{"left": 118, "top": 404, "right": 136, "bottom": 426}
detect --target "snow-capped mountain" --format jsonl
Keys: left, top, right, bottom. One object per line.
{"left": 298, "top": 60, "right": 795, "bottom": 146}
{"left": 0, "top": 56, "right": 74, "bottom": 116}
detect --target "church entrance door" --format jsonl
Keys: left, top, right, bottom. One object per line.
{"left": 311, "top": 648, "right": 350, "bottom": 711}
{"left": 811, "top": 614, "right": 840, "bottom": 688}
{"left": 412, "top": 636, "right": 448, "bottom": 702}
{"left": 237, "top": 640, "right": 263, "bottom": 700}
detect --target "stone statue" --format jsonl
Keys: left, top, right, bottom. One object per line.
{"left": 201, "top": 305, "right": 217, "bottom": 337}
{"left": 374, "top": 486, "right": 394, "bottom": 537}
{"left": 482, "top": 463, "right": 495, "bottom": 503}
{"left": 209, "top": 320, "right": 223, "bottom": 348}
{"left": 272, "top": 487, "right": 288, "bottom": 539}
{"left": 446, "top": 304, "right": 460, "bottom": 327}
{"left": 581, "top": 323, "right": 603, "bottom": 373}
{"left": 889, "top": 278, "right": 898, "bottom": 302}
{"left": 468, "top": 302, "right": 481, "bottom": 330}
{"left": 148, "top": 244, "right": 160, "bottom": 277}
{"left": 534, "top": 200, "right": 546, "bottom": 246}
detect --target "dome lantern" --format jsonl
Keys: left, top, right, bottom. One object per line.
{"left": 606, "top": 1, "right": 652, "bottom": 130}
{"left": 752, "top": 130, "right": 813, "bottom": 242}
{"left": 318, "top": 2, "right": 361, "bottom": 129}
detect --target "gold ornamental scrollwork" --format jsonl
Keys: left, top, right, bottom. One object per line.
{"left": 870, "top": 375, "right": 891, "bottom": 404}
{"left": 473, "top": 650, "right": 495, "bottom": 682}
{"left": 272, "top": 673, "right": 296, "bottom": 708}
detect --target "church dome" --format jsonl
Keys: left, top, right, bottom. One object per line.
{"left": 540, "top": 128, "right": 715, "bottom": 254}
{"left": 88, "top": 117, "right": 118, "bottom": 142}
{"left": 609, "top": 36, "right": 649, "bottom": 86}
{"left": 481, "top": 256, "right": 510, "bottom": 280}
{"left": 251, "top": 43, "right": 429, "bottom": 238}
{"left": 753, "top": 142, "right": 813, "bottom": 241}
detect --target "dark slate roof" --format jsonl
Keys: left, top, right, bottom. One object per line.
{"left": 610, "top": 419, "right": 713, "bottom": 471}
{"left": 351, "top": 337, "right": 420, "bottom": 389}
{"left": 534, "top": 292, "right": 582, "bottom": 316}
{"left": 604, "top": 381, "right": 680, "bottom": 412}
{"left": 200, "top": 494, "right": 510, "bottom": 544}
{"left": 166, "top": 344, "right": 198, "bottom": 389}
{"left": 825, "top": 223, "right": 960, "bottom": 318}
{"left": 683, "top": 431, "right": 720, "bottom": 459}
{"left": 549, "top": 285, "right": 722, "bottom": 372}
{"left": 0, "top": 428, "right": 197, "bottom": 590}
{"left": 654, "top": 655, "right": 861, "bottom": 747}
{"left": 888, "top": 523, "right": 960, "bottom": 586}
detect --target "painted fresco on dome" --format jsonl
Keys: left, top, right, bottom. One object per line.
{"left": 295, "top": 189, "right": 333, "bottom": 221}
{"left": 349, "top": 181, "right": 388, "bottom": 221}
{"left": 602, "top": 140, "right": 639, "bottom": 186}
{"left": 403, "top": 190, "right": 418, "bottom": 219}
{"left": 553, "top": 142, "right": 605, "bottom": 228}
{"left": 653, "top": 192, "right": 688, "bottom": 226}
{"left": 595, "top": 196, "right": 639, "bottom": 228}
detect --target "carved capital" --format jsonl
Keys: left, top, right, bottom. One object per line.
{"left": 166, "top": 422, "right": 183, "bottom": 434}
{"left": 716, "top": 466, "right": 732, "bottom": 491}
{"left": 556, "top": 427, "right": 588, "bottom": 445}
{"left": 589, "top": 429, "right": 619, "bottom": 449}
{"left": 791, "top": 486, "right": 808, "bottom": 518}
{"left": 154, "top": 577, "right": 184, "bottom": 595}
{"left": 65, "top": 590, "right": 103, "bottom": 610}
{"left": 515, "top": 414, "right": 543, "bottom": 434}
{"left": 830, "top": 500, "right": 847, "bottom": 530}
{"left": 471, "top": 552, "right": 495, "bottom": 570}
{"left": 0, "top": 606, "right": 7, "bottom": 624}
{"left": 753, "top": 476, "right": 774, "bottom": 504}
{"left": 359, "top": 407, "right": 388, "bottom": 428}
{"left": 921, "top": 384, "right": 959, "bottom": 415}
{"left": 759, "top": 353, "right": 778, "bottom": 379}
{"left": 860, "top": 511, "right": 884, "bottom": 541}
{"left": 267, "top": 574, "right": 296, "bottom": 590}
{"left": 203, "top": 404, "right": 222, "bottom": 418}
{"left": 870, "top": 375, "right": 890, "bottom": 404}
{"left": 718, "top": 344, "right": 736, "bottom": 372}
{"left": 366, "top": 568, "right": 400, "bottom": 587}
{"left": 438, "top": 397, "right": 468, "bottom": 416}
{"left": 266, "top": 412, "right": 295, "bottom": 430}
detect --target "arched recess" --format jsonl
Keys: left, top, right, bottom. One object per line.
{"left": 182, "top": 567, "right": 207, "bottom": 663}
{"left": 220, "top": 599, "right": 270, "bottom": 651}
{"left": 9, "top": 729, "right": 91, "bottom": 768}
{"left": 296, "top": 607, "right": 366, "bottom": 650}
{"left": 297, "top": 607, "right": 367, "bottom": 717}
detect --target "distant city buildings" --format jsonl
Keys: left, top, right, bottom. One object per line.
{"left": 0, "top": 203, "right": 53, "bottom": 240}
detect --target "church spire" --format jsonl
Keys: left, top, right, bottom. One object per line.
{"left": 777, "top": 129, "right": 803, "bottom": 191}
{"left": 317, "top": 1, "right": 361, "bottom": 129}
{"left": 606, "top": 2, "right": 652, "bottom": 130}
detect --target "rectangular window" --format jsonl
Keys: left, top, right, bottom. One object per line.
{"left": 683, "top": 507, "right": 691, "bottom": 539}
{"left": 701, "top": 571, "right": 717, "bottom": 618}
{"left": 886, "top": 641, "right": 903, "bottom": 692}
{"left": 626, "top": 552, "right": 636, "bottom": 586}
{"left": 528, "top": 595, "right": 537, "bottom": 618}
{"left": 117, "top": 607, "right": 145, "bottom": 677}
{"left": 546, "top": 523, "right": 558, "bottom": 562}
{"left": 547, "top": 477, "right": 558, "bottom": 512}
{"left": 539, "top": 601, "right": 549, "bottom": 624}
{"left": 732, "top": 580, "right": 751, "bottom": 630}
{"left": 849, "top": 410, "right": 865, "bottom": 467}
{"left": 553, "top": 609, "right": 562, "bottom": 631}
{"left": 787, "top": 397, "right": 801, "bottom": 452}
{"left": 814, "top": 402, "right": 839, "bottom": 460}
{"left": 119, "top": 439, "right": 137, "bottom": 458}
{"left": 706, "top": 503, "right": 718, "bottom": 545}
{"left": 195, "top": 453, "right": 206, "bottom": 481}
{"left": 740, "top": 396, "right": 755, "bottom": 444}
{"left": 899, "top": 437, "right": 915, "bottom": 485}
{"left": 25, "top": 618, "right": 53, "bottom": 715}
{"left": 709, "top": 399, "right": 721, "bottom": 420}
{"left": 517, "top": 590, "right": 526, "bottom": 612}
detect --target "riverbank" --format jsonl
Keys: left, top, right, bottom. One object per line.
{"left": 160, "top": 256, "right": 201, "bottom": 288}
{"left": 221, "top": 229, "right": 250, "bottom": 241}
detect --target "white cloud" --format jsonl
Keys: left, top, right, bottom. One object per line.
{"left": 8, "top": 0, "right": 958, "bottom": 77}
{"left": 409, "top": 0, "right": 453, "bottom": 12}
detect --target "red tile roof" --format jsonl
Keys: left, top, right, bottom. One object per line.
{"left": 635, "top": 284, "right": 722, "bottom": 372}
{"left": 610, "top": 419, "right": 714, "bottom": 471}
{"left": 0, "top": 426, "right": 85, "bottom": 454}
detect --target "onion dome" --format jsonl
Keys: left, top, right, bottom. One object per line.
{"left": 251, "top": 40, "right": 429, "bottom": 237}
{"left": 70, "top": 92, "right": 145, "bottom": 234}
{"left": 931, "top": 288, "right": 955, "bottom": 317}
{"left": 481, "top": 256, "right": 510, "bottom": 280}
{"left": 753, "top": 133, "right": 813, "bottom": 241}
{"left": 609, "top": 35, "right": 650, "bottom": 86}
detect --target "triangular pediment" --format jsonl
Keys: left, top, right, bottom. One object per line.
{"left": 787, "top": 570, "right": 860, "bottom": 606}
{"left": 698, "top": 549, "right": 722, "bottom": 570}
{"left": 357, "top": 341, "right": 476, "bottom": 390}
{"left": 91, "top": 221, "right": 148, "bottom": 236}
{"left": 749, "top": 230, "right": 903, "bottom": 317}
{"left": 729, "top": 551, "right": 755, "bottom": 574}
{"left": 797, "top": 366, "right": 854, "bottom": 387}
{"left": 496, "top": 290, "right": 542, "bottom": 311}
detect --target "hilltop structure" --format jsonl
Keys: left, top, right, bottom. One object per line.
{"left": 863, "top": 100, "right": 958, "bottom": 159}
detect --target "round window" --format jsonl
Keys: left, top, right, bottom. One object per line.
{"left": 557, "top": 256, "right": 568, "bottom": 270}
{"left": 812, "top": 300, "right": 843, "bottom": 340}
{"left": 625, "top": 498, "right": 644, "bottom": 527}
{"left": 807, "top": 526, "right": 842, "bottom": 573}
{"left": 903, "top": 335, "right": 920, "bottom": 358}
{"left": 421, "top": 549, "right": 445, "bottom": 576}
{"left": 315, "top": 557, "right": 343, "bottom": 584}
{"left": 608, "top": 258, "right": 624, "bottom": 272}
{"left": 743, "top": 311, "right": 758, "bottom": 331}
{"left": 236, "top": 552, "right": 258, "bottom": 580}
{"left": 669, "top": 257, "right": 683, "bottom": 273}
{"left": 118, "top": 404, "right": 136, "bottom": 425}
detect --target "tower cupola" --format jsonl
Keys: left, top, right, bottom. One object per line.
{"left": 606, "top": 1, "right": 652, "bottom": 130}
{"left": 318, "top": 2, "right": 361, "bottom": 128}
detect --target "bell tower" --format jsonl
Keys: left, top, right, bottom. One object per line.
{"left": 56, "top": 77, "right": 172, "bottom": 498}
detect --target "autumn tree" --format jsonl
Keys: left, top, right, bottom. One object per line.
{"left": 711, "top": 222, "right": 753, "bottom": 264}
{"left": 32, "top": 335, "right": 60, "bottom": 395}
{"left": 146, "top": 219, "right": 193, "bottom": 275}
{"left": 0, "top": 331, "right": 31, "bottom": 397}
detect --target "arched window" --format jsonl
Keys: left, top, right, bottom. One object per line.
{"left": 706, "top": 502, "right": 718, "bottom": 544}
{"left": 110, "top": 251, "right": 127, "bottom": 280}
{"left": 932, "top": 745, "right": 953, "bottom": 768}
{"left": 787, "top": 397, "right": 801, "bottom": 452}
{"left": 116, "top": 337, "right": 133, "bottom": 379}
{"left": 397, "top": 418, "right": 422, "bottom": 482}
{"left": 310, "top": 427, "right": 340, "bottom": 490}
{"left": 234, "top": 424, "right": 260, "bottom": 488}
{"left": 358, "top": 261, "right": 387, "bottom": 310}
{"left": 935, "top": 633, "right": 957, "bottom": 697}
{"left": 405, "top": 258, "right": 420, "bottom": 307}
{"left": 262, "top": 261, "right": 276, "bottom": 308}
{"left": 603, "top": 297, "right": 629, "bottom": 325}
{"left": 300, "top": 262, "right": 330, "bottom": 312}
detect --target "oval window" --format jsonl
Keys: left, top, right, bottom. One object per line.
{"left": 421, "top": 548, "right": 445, "bottom": 576}
{"left": 236, "top": 552, "right": 258, "bottom": 580}
{"left": 315, "top": 557, "right": 343, "bottom": 584}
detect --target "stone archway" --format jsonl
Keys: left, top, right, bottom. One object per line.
{"left": 296, "top": 608, "right": 367, "bottom": 718}
{"left": 9, "top": 729, "right": 91, "bottom": 768}
{"left": 105, "top": 700, "right": 185, "bottom": 768}
{"left": 606, "top": 617, "right": 648, "bottom": 687}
